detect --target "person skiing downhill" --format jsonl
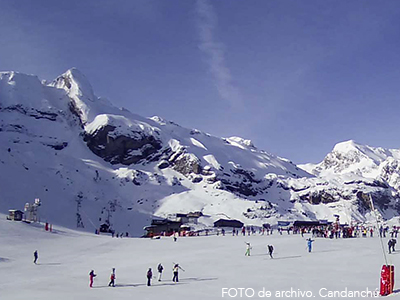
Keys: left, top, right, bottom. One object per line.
{"left": 108, "top": 268, "right": 116, "bottom": 287}
{"left": 147, "top": 268, "right": 153, "bottom": 286}
{"left": 157, "top": 263, "right": 164, "bottom": 281}
{"left": 89, "top": 270, "right": 97, "bottom": 288}
{"left": 33, "top": 250, "right": 38, "bottom": 264}
{"left": 172, "top": 263, "right": 184, "bottom": 283}
{"left": 245, "top": 242, "right": 252, "bottom": 256}
{"left": 267, "top": 245, "right": 274, "bottom": 258}
{"left": 307, "top": 238, "right": 314, "bottom": 253}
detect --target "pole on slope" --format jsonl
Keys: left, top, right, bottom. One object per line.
{"left": 81, "top": 209, "right": 98, "bottom": 231}
{"left": 369, "top": 194, "right": 395, "bottom": 296}
{"left": 369, "top": 194, "right": 388, "bottom": 265}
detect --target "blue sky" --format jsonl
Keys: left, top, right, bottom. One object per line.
{"left": 1, "top": 0, "right": 400, "bottom": 164}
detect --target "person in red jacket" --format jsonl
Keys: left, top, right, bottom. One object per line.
{"left": 89, "top": 270, "right": 96, "bottom": 288}
{"left": 108, "top": 268, "right": 116, "bottom": 287}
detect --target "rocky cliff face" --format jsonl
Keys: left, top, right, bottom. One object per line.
{"left": 83, "top": 124, "right": 163, "bottom": 165}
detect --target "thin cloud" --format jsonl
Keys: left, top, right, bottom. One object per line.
{"left": 196, "top": 0, "right": 242, "bottom": 108}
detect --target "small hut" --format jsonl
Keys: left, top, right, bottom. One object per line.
{"left": 7, "top": 210, "right": 24, "bottom": 221}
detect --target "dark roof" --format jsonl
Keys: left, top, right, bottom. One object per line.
{"left": 187, "top": 212, "right": 203, "bottom": 218}
{"left": 293, "top": 220, "right": 332, "bottom": 227}
{"left": 214, "top": 219, "right": 244, "bottom": 228}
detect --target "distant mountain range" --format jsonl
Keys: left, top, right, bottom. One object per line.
{"left": 1, "top": 69, "right": 399, "bottom": 235}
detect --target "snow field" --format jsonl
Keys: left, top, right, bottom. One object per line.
{"left": 0, "top": 216, "right": 398, "bottom": 300}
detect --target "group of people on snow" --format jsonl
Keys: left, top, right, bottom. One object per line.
{"left": 146, "top": 263, "right": 169, "bottom": 286}
{"left": 244, "top": 243, "right": 275, "bottom": 257}
{"left": 88, "top": 263, "right": 185, "bottom": 288}
{"left": 31, "top": 249, "right": 186, "bottom": 288}
{"left": 243, "top": 238, "right": 316, "bottom": 258}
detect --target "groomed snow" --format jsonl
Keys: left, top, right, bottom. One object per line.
{"left": 1, "top": 215, "right": 398, "bottom": 300}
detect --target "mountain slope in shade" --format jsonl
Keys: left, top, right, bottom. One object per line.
{"left": 1, "top": 69, "right": 399, "bottom": 235}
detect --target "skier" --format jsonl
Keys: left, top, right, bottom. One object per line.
{"left": 388, "top": 239, "right": 397, "bottom": 254}
{"left": 307, "top": 238, "right": 314, "bottom": 253}
{"left": 89, "top": 270, "right": 97, "bottom": 288}
{"left": 33, "top": 250, "right": 38, "bottom": 264}
{"left": 172, "top": 263, "right": 184, "bottom": 283}
{"left": 245, "top": 242, "right": 252, "bottom": 256}
{"left": 157, "top": 263, "right": 164, "bottom": 281}
{"left": 173, "top": 231, "right": 178, "bottom": 242}
{"left": 108, "top": 268, "right": 116, "bottom": 287}
{"left": 267, "top": 245, "right": 274, "bottom": 258}
{"left": 147, "top": 268, "right": 153, "bottom": 286}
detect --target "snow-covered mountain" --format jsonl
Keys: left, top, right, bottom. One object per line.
{"left": 298, "top": 140, "right": 400, "bottom": 220}
{"left": 1, "top": 69, "right": 399, "bottom": 235}
{"left": 300, "top": 140, "right": 400, "bottom": 179}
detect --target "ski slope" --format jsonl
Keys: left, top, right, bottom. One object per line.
{"left": 0, "top": 215, "right": 398, "bottom": 300}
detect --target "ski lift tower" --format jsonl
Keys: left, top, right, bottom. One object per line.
{"left": 24, "top": 198, "right": 41, "bottom": 222}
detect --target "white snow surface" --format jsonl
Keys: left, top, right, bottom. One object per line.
{"left": 0, "top": 215, "right": 398, "bottom": 300}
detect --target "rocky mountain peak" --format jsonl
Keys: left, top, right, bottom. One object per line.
{"left": 50, "top": 68, "right": 96, "bottom": 102}
{"left": 49, "top": 68, "right": 97, "bottom": 125}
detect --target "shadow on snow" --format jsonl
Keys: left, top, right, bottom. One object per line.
{"left": 93, "top": 278, "right": 217, "bottom": 289}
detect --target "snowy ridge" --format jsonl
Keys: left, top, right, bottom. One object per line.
{"left": 85, "top": 114, "right": 161, "bottom": 139}
{"left": 1, "top": 68, "right": 400, "bottom": 236}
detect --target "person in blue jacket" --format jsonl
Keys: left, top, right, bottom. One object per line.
{"left": 307, "top": 238, "right": 314, "bottom": 252}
